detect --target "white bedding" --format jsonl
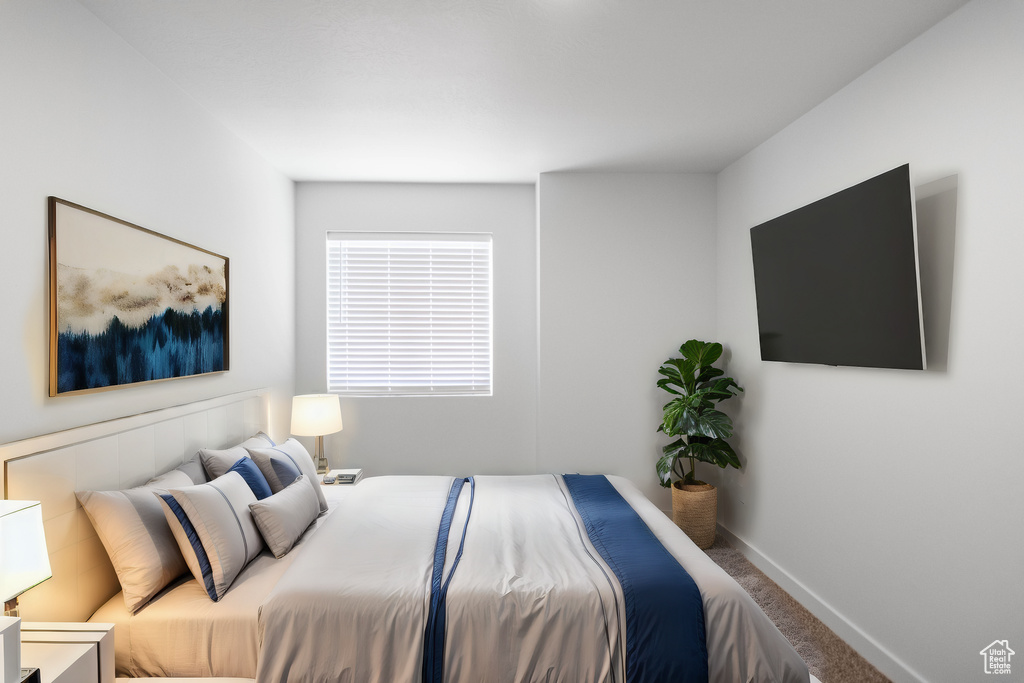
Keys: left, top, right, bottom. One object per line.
{"left": 256, "top": 475, "right": 808, "bottom": 683}
{"left": 94, "top": 475, "right": 808, "bottom": 683}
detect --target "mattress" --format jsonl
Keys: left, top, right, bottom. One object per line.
{"left": 93, "top": 475, "right": 808, "bottom": 682}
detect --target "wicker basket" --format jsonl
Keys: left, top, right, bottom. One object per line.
{"left": 671, "top": 482, "right": 718, "bottom": 549}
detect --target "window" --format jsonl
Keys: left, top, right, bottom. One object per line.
{"left": 326, "top": 232, "right": 492, "bottom": 396}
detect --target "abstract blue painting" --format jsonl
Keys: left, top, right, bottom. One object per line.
{"left": 49, "top": 198, "right": 228, "bottom": 396}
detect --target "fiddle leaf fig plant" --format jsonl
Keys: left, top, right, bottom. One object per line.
{"left": 656, "top": 339, "right": 743, "bottom": 487}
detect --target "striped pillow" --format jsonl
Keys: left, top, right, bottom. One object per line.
{"left": 158, "top": 471, "right": 264, "bottom": 601}
{"left": 247, "top": 439, "right": 328, "bottom": 515}
{"left": 228, "top": 456, "right": 273, "bottom": 500}
{"left": 76, "top": 469, "right": 194, "bottom": 612}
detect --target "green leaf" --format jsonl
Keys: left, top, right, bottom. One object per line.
{"left": 656, "top": 452, "right": 676, "bottom": 487}
{"left": 679, "top": 339, "right": 722, "bottom": 367}
{"left": 677, "top": 406, "right": 702, "bottom": 435}
{"left": 656, "top": 378, "right": 682, "bottom": 395}
{"left": 660, "top": 399, "right": 687, "bottom": 436}
{"left": 695, "top": 366, "right": 724, "bottom": 385}
{"left": 695, "top": 409, "right": 733, "bottom": 439}
{"left": 661, "top": 438, "right": 687, "bottom": 457}
{"left": 714, "top": 440, "right": 741, "bottom": 468}
{"left": 688, "top": 439, "right": 741, "bottom": 469}
{"left": 703, "top": 377, "right": 742, "bottom": 402}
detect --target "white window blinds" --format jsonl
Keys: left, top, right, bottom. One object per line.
{"left": 326, "top": 233, "right": 493, "bottom": 396}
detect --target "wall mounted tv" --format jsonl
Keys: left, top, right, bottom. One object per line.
{"left": 749, "top": 164, "right": 926, "bottom": 370}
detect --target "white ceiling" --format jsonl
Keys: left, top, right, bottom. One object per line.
{"left": 76, "top": 0, "right": 969, "bottom": 183}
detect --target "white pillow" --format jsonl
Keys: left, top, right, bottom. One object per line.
{"left": 249, "top": 475, "right": 320, "bottom": 558}
{"left": 158, "top": 471, "right": 264, "bottom": 601}
{"left": 76, "top": 469, "right": 194, "bottom": 612}
{"left": 247, "top": 438, "right": 328, "bottom": 515}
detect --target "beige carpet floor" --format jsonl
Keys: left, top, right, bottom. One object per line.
{"left": 704, "top": 536, "right": 891, "bottom": 683}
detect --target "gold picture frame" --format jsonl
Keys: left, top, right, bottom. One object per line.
{"left": 48, "top": 197, "right": 229, "bottom": 396}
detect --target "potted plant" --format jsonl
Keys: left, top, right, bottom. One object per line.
{"left": 656, "top": 339, "right": 743, "bottom": 548}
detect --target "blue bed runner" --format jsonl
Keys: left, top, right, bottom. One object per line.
{"left": 422, "top": 475, "right": 706, "bottom": 683}
{"left": 423, "top": 477, "right": 475, "bottom": 683}
{"left": 564, "top": 474, "right": 709, "bottom": 683}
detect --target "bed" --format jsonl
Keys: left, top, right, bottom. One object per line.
{"left": 2, "top": 391, "right": 811, "bottom": 683}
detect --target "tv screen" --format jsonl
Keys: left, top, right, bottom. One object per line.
{"left": 749, "top": 164, "right": 926, "bottom": 370}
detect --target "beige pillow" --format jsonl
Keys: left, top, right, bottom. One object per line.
{"left": 76, "top": 469, "right": 194, "bottom": 612}
{"left": 249, "top": 475, "right": 320, "bottom": 558}
{"left": 198, "top": 432, "right": 276, "bottom": 480}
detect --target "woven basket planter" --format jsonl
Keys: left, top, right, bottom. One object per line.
{"left": 671, "top": 482, "right": 718, "bottom": 549}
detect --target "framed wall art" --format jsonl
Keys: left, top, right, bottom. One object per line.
{"left": 48, "top": 197, "right": 229, "bottom": 396}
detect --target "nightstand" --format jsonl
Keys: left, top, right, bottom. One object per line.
{"left": 21, "top": 623, "right": 113, "bottom": 683}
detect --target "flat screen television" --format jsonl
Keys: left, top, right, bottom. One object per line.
{"left": 749, "top": 164, "right": 926, "bottom": 370}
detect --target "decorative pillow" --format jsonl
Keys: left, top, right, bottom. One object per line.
{"left": 248, "top": 475, "right": 320, "bottom": 558}
{"left": 198, "top": 446, "right": 250, "bottom": 481}
{"left": 76, "top": 469, "right": 193, "bottom": 613}
{"left": 228, "top": 456, "right": 273, "bottom": 500}
{"left": 247, "top": 447, "right": 301, "bottom": 493}
{"left": 158, "top": 471, "right": 264, "bottom": 601}
{"left": 197, "top": 432, "right": 275, "bottom": 480}
{"left": 247, "top": 439, "right": 328, "bottom": 515}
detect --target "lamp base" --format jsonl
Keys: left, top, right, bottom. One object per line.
{"left": 314, "top": 435, "right": 329, "bottom": 475}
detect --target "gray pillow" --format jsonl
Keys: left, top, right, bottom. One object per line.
{"left": 175, "top": 452, "right": 209, "bottom": 485}
{"left": 249, "top": 475, "right": 320, "bottom": 558}
{"left": 158, "top": 471, "right": 264, "bottom": 602}
{"left": 246, "top": 439, "right": 328, "bottom": 515}
{"left": 76, "top": 469, "right": 194, "bottom": 612}
{"left": 197, "top": 432, "right": 276, "bottom": 480}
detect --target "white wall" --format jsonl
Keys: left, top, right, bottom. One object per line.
{"left": 294, "top": 174, "right": 717, "bottom": 499}
{"left": 714, "top": 1, "right": 1024, "bottom": 681}
{"left": 0, "top": 0, "right": 296, "bottom": 445}
{"left": 537, "top": 173, "right": 718, "bottom": 507}
{"left": 294, "top": 182, "right": 537, "bottom": 475}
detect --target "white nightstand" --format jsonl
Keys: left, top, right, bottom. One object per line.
{"left": 21, "top": 623, "right": 114, "bottom": 683}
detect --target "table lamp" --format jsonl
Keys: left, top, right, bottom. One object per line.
{"left": 291, "top": 394, "right": 343, "bottom": 474}
{"left": 1, "top": 501, "right": 51, "bottom": 619}
{"left": 1, "top": 500, "right": 50, "bottom": 683}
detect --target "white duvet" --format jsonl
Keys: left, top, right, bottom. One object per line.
{"left": 255, "top": 474, "right": 808, "bottom": 683}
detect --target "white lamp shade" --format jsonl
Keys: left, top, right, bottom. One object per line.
{"left": 0, "top": 500, "right": 52, "bottom": 602}
{"left": 291, "top": 394, "right": 343, "bottom": 437}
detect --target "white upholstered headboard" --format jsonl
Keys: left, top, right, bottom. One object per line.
{"left": 0, "top": 389, "right": 269, "bottom": 622}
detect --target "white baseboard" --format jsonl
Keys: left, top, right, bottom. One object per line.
{"left": 715, "top": 524, "right": 927, "bottom": 683}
